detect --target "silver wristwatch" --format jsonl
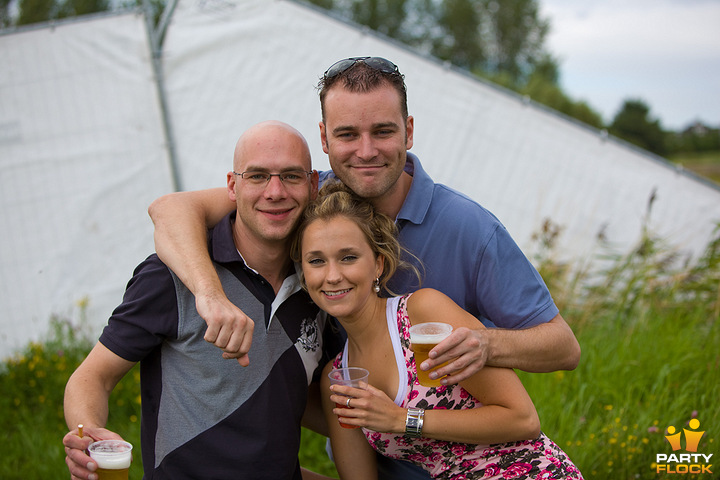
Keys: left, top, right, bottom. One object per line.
{"left": 405, "top": 407, "right": 425, "bottom": 437}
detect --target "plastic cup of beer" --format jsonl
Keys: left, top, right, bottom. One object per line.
{"left": 410, "top": 322, "right": 453, "bottom": 387}
{"left": 328, "top": 367, "right": 369, "bottom": 429}
{"left": 88, "top": 440, "right": 133, "bottom": 480}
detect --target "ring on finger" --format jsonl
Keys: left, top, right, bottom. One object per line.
{"left": 346, "top": 397, "right": 352, "bottom": 408}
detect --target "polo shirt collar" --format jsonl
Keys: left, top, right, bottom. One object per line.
{"left": 210, "top": 212, "right": 302, "bottom": 328}
{"left": 397, "top": 152, "right": 433, "bottom": 225}
{"left": 210, "top": 212, "right": 246, "bottom": 264}
{"left": 270, "top": 267, "right": 302, "bottom": 324}
{"left": 210, "top": 212, "right": 296, "bottom": 280}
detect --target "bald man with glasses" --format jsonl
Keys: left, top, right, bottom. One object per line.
{"left": 63, "top": 121, "right": 336, "bottom": 480}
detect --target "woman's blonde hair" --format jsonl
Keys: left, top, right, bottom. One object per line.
{"left": 291, "top": 180, "right": 419, "bottom": 295}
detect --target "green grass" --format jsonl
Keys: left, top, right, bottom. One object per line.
{"left": 527, "top": 221, "right": 720, "bottom": 478}
{"left": 0, "top": 315, "right": 145, "bottom": 479}
{"left": 1, "top": 224, "right": 718, "bottom": 479}
{"left": 669, "top": 150, "right": 720, "bottom": 184}
{"left": 518, "top": 296, "right": 718, "bottom": 478}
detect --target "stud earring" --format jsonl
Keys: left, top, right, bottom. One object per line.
{"left": 373, "top": 277, "right": 381, "bottom": 293}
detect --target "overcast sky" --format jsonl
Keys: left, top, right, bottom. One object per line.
{"left": 539, "top": 0, "right": 720, "bottom": 130}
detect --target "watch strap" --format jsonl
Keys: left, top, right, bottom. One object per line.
{"left": 405, "top": 407, "right": 425, "bottom": 437}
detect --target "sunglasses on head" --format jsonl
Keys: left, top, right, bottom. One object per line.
{"left": 323, "top": 56, "right": 400, "bottom": 80}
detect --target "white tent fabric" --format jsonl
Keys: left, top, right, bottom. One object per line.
{"left": 163, "top": 0, "right": 720, "bottom": 262}
{"left": 0, "top": 13, "right": 174, "bottom": 357}
{"left": 1, "top": 0, "right": 719, "bottom": 358}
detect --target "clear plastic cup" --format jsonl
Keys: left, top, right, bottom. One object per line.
{"left": 88, "top": 440, "right": 133, "bottom": 480}
{"left": 328, "top": 367, "right": 369, "bottom": 428}
{"left": 409, "top": 322, "right": 453, "bottom": 387}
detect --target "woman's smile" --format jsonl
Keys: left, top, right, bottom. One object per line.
{"left": 301, "top": 217, "right": 383, "bottom": 320}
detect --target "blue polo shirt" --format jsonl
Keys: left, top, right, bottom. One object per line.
{"left": 319, "top": 153, "right": 558, "bottom": 328}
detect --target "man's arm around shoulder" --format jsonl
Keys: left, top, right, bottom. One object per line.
{"left": 149, "top": 188, "right": 254, "bottom": 365}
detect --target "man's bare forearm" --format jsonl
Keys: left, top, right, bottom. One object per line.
{"left": 64, "top": 372, "right": 111, "bottom": 431}
{"left": 64, "top": 343, "right": 135, "bottom": 430}
{"left": 149, "top": 188, "right": 257, "bottom": 362}
{"left": 148, "top": 188, "right": 234, "bottom": 296}
{"left": 486, "top": 314, "right": 581, "bottom": 372}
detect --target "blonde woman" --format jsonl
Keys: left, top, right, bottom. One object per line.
{"left": 291, "top": 182, "right": 583, "bottom": 480}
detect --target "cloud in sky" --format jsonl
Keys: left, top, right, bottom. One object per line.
{"left": 540, "top": 0, "right": 720, "bottom": 129}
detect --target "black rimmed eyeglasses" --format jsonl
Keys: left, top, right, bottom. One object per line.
{"left": 233, "top": 170, "right": 312, "bottom": 187}
{"left": 323, "top": 56, "right": 400, "bottom": 80}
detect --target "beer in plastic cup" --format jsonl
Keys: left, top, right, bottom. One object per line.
{"left": 88, "top": 440, "right": 133, "bottom": 480}
{"left": 409, "top": 322, "right": 453, "bottom": 387}
{"left": 327, "top": 367, "right": 369, "bottom": 429}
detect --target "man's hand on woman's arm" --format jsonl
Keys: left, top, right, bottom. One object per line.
{"left": 421, "top": 313, "right": 581, "bottom": 384}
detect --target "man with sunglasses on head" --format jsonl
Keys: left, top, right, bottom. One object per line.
{"left": 148, "top": 58, "right": 581, "bottom": 480}
{"left": 63, "top": 121, "right": 335, "bottom": 480}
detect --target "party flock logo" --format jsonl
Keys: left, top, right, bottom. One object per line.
{"left": 655, "top": 418, "right": 713, "bottom": 475}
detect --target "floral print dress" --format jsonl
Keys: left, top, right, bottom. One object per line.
{"left": 333, "top": 294, "right": 583, "bottom": 480}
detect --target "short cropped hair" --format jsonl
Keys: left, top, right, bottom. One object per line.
{"left": 317, "top": 60, "right": 408, "bottom": 122}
